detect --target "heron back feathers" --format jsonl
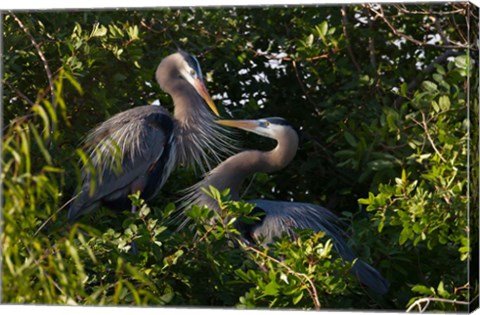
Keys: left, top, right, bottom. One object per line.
{"left": 68, "top": 106, "right": 176, "bottom": 221}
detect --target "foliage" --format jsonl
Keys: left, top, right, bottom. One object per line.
{"left": 2, "top": 3, "right": 478, "bottom": 311}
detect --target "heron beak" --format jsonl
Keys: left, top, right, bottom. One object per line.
{"left": 194, "top": 79, "right": 220, "bottom": 117}
{"left": 215, "top": 119, "right": 259, "bottom": 131}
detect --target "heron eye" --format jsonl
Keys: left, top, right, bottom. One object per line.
{"left": 260, "top": 121, "right": 270, "bottom": 128}
{"left": 189, "top": 69, "right": 196, "bottom": 76}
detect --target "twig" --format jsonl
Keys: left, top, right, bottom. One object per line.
{"left": 33, "top": 193, "right": 79, "bottom": 237}
{"left": 291, "top": 59, "right": 318, "bottom": 109}
{"left": 432, "top": 14, "right": 451, "bottom": 46}
{"left": 366, "top": 8, "right": 377, "bottom": 71}
{"left": 410, "top": 112, "right": 447, "bottom": 163}
{"left": 2, "top": 113, "right": 36, "bottom": 133}
{"left": 340, "top": 6, "right": 361, "bottom": 72}
{"left": 139, "top": 18, "right": 168, "bottom": 35}
{"left": 241, "top": 243, "right": 321, "bottom": 310}
{"left": 367, "top": 4, "right": 469, "bottom": 50}
{"left": 394, "top": 4, "right": 465, "bottom": 16}
{"left": 2, "top": 80, "right": 35, "bottom": 106}
{"left": 406, "top": 297, "right": 470, "bottom": 312}
{"left": 450, "top": 9, "right": 468, "bottom": 44}
{"left": 10, "top": 12, "right": 56, "bottom": 109}
{"left": 248, "top": 47, "right": 328, "bottom": 63}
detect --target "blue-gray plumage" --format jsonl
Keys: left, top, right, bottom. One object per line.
{"left": 180, "top": 117, "right": 389, "bottom": 295}
{"left": 68, "top": 51, "right": 236, "bottom": 222}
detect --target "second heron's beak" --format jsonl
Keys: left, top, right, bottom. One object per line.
{"left": 215, "top": 119, "right": 259, "bottom": 131}
{"left": 194, "top": 78, "right": 220, "bottom": 117}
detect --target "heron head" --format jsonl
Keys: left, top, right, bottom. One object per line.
{"left": 215, "top": 117, "right": 294, "bottom": 139}
{"left": 156, "top": 51, "right": 220, "bottom": 116}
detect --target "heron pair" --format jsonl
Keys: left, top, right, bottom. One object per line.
{"left": 68, "top": 51, "right": 389, "bottom": 295}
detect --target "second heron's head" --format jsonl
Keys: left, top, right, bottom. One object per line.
{"left": 156, "top": 51, "right": 219, "bottom": 116}
{"left": 216, "top": 117, "right": 296, "bottom": 140}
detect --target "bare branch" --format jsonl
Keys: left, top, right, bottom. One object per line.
{"left": 406, "top": 297, "right": 470, "bottom": 312}
{"left": 394, "top": 4, "right": 465, "bottom": 16}
{"left": 2, "top": 114, "right": 37, "bottom": 134}
{"left": 364, "top": 6, "right": 377, "bottom": 71}
{"left": 410, "top": 112, "right": 447, "bottom": 163}
{"left": 432, "top": 14, "right": 451, "bottom": 45}
{"left": 248, "top": 47, "right": 328, "bottom": 63}
{"left": 340, "top": 6, "right": 361, "bottom": 72}
{"left": 2, "top": 79, "right": 35, "bottom": 106}
{"left": 291, "top": 59, "right": 319, "bottom": 109}
{"left": 367, "top": 4, "right": 469, "bottom": 50}
{"left": 34, "top": 193, "right": 79, "bottom": 238}
{"left": 10, "top": 12, "right": 56, "bottom": 109}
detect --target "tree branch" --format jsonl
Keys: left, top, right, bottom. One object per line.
{"left": 410, "top": 111, "right": 447, "bottom": 163}
{"left": 248, "top": 47, "right": 328, "bottom": 63}
{"left": 393, "top": 4, "right": 466, "bottom": 16}
{"left": 2, "top": 79, "right": 35, "bottom": 106}
{"left": 340, "top": 6, "right": 361, "bottom": 72}
{"left": 291, "top": 59, "right": 319, "bottom": 109}
{"left": 367, "top": 4, "right": 469, "bottom": 50}
{"left": 432, "top": 13, "right": 451, "bottom": 46}
{"left": 10, "top": 12, "right": 56, "bottom": 109}
{"left": 406, "top": 297, "right": 470, "bottom": 312}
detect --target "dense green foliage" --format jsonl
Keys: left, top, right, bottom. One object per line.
{"left": 2, "top": 3, "right": 478, "bottom": 311}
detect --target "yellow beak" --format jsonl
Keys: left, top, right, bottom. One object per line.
{"left": 194, "top": 78, "right": 220, "bottom": 117}
{"left": 215, "top": 119, "right": 258, "bottom": 131}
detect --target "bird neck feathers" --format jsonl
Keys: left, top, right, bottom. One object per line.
{"left": 172, "top": 91, "right": 236, "bottom": 173}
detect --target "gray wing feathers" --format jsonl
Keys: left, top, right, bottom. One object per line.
{"left": 248, "top": 199, "right": 389, "bottom": 295}
{"left": 248, "top": 200, "right": 342, "bottom": 244}
{"left": 69, "top": 106, "right": 172, "bottom": 220}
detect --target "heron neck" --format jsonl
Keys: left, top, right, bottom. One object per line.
{"left": 170, "top": 85, "right": 234, "bottom": 172}
{"left": 171, "top": 85, "right": 208, "bottom": 121}
{"left": 197, "top": 128, "right": 299, "bottom": 206}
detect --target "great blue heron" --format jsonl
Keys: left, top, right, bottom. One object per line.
{"left": 181, "top": 117, "right": 389, "bottom": 295}
{"left": 68, "top": 51, "right": 235, "bottom": 222}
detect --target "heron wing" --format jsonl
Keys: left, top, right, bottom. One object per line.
{"left": 69, "top": 105, "right": 176, "bottom": 221}
{"left": 247, "top": 199, "right": 389, "bottom": 294}
{"left": 247, "top": 199, "right": 343, "bottom": 244}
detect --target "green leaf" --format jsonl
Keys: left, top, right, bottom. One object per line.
{"left": 437, "top": 281, "right": 448, "bottom": 298}
{"left": 306, "top": 34, "right": 314, "bottom": 47}
{"left": 412, "top": 285, "right": 435, "bottom": 295}
{"left": 317, "top": 21, "right": 328, "bottom": 37}
{"left": 454, "top": 55, "right": 469, "bottom": 70}
{"left": 401, "top": 168, "right": 407, "bottom": 183}
{"left": 293, "top": 291, "right": 304, "bottom": 305}
{"left": 400, "top": 82, "right": 408, "bottom": 96}
{"left": 264, "top": 280, "right": 279, "bottom": 296}
{"left": 422, "top": 80, "right": 438, "bottom": 92}
{"left": 30, "top": 124, "right": 52, "bottom": 165}
{"left": 63, "top": 70, "right": 84, "bottom": 94}
{"left": 438, "top": 95, "right": 450, "bottom": 111}
{"left": 432, "top": 73, "right": 443, "bottom": 83}
{"left": 399, "top": 227, "right": 412, "bottom": 245}
{"left": 90, "top": 23, "right": 108, "bottom": 37}
{"left": 434, "top": 64, "right": 446, "bottom": 75}
{"left": 344, "top": 131, "right": 357, "bottom": 148}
